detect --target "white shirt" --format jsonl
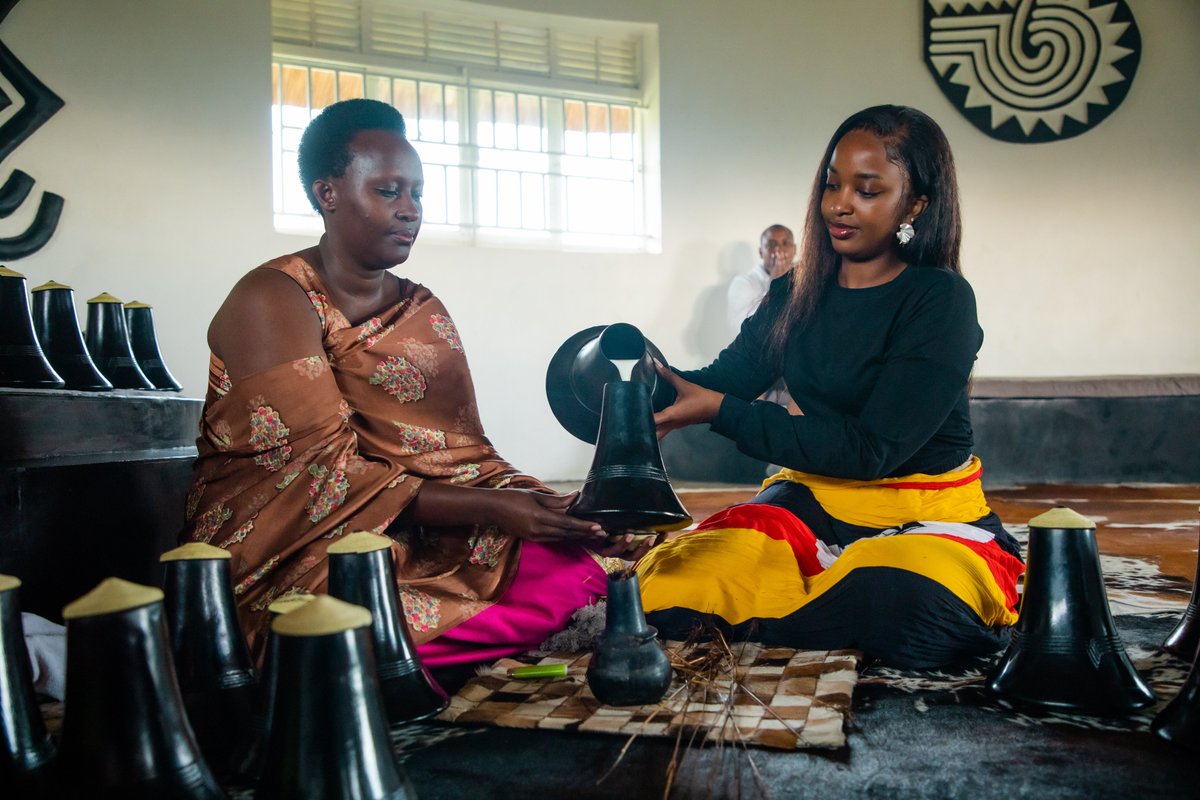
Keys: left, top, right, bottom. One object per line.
{"left": 726, "top": 263, "right": 773, "bottom": 336}
{"left": 726, "top": 262, "right": 793, "bottom": 410}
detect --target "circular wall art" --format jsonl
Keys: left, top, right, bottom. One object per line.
{"left": 924, "top": 0, "right": 1141, "bottom": 144}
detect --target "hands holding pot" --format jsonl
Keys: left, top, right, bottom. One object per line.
{"left": 651, "top": 359, "right": 724, "bottom": 439}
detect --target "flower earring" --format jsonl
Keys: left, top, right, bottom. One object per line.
{"left": 896, "top": 222, "right": 915, "bottom": 246}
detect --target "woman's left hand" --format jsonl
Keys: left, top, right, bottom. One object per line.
{"left": 652, "top": 360, "right": 724, "bottom": 438}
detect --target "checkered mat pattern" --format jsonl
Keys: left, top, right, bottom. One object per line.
{"left": 437, "top": 642, "right": 860, "bottom": 749}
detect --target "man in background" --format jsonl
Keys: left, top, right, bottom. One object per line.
{"left": 726, "top": 224, "right": 796, "bottom": 334}
{"left": 727, "top": 224, "right": 796, "bottom": 416}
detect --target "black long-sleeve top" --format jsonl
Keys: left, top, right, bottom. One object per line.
{"left": 681, "top": 265, "right": 981, "bottom": 480}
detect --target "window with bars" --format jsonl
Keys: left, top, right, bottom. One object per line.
{"left": 270, "top": 1, "right": 659, "bottom": 253}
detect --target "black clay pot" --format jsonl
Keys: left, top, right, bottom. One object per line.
{"left": 160, "top": 544, "right": 257, "bottom": 783}
{"left": 125, "top": 302, "right": 183, "bottom": 391}
{"left": 1152, "top": 640, "right": 1200, "bottom": 751}
{"left": 0, "top": 266, "right": 64, "bottom": 388}
{"left": 1152, "top": 633, "right": 1200, "bottom": 753}
{"left": 30, "top": 280, "right": 113, "bottom": 391}
{"left": 0, "top": 575, "right": 57, "bottom": 797}
{"left": 1162, "top": 515, "right": 1200, "bottom": 662}
{"left": 84, "top": 292, "right": 154, "bottom": 389}
{"left": 57, "top": 577, "right": 226, "bottom": 799}
{"left": 327, "top": 532, "right": 449, "bottom": 725}
{"left": 233, "top": 593, "right": 315, "bottom": 785}
{"left": 546, "top": 322, "right": 677, "bottom": 444}
{"left": 258, "top": 596, "right": 414, "bottom": 800}
{"left": 587, "top": 570, "right": 673, "bottom": 706}
{"left": 569, "top": 380, "right": 691, "bottom": 533}
{"left": 988, "top": 508, "right": 1155, "bottom": 714}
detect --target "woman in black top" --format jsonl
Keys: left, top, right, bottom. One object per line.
{"left": 637, "top": 106, "right": 1023, "bottom": 668}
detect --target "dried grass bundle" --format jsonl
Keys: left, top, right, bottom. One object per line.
{"left": 596, "top": 625, "right": 820, "bottom": 800}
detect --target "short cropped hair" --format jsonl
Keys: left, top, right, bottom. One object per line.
{"left": 297, "top": 99, "right": 407, "bottom": 213}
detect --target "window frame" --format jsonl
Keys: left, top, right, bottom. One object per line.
{"left": 269, "top": 3, "right": 661, "bottom": 255}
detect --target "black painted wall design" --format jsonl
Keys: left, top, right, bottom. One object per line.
{"left": 924, "top": 0, "right": 1141, "bottom": 144}
{"left": 0, "top": 0, "right": 64, "bottom": 259}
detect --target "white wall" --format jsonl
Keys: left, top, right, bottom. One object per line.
{"left": 7, "top": 0, "right": 1199, "bottom": 480}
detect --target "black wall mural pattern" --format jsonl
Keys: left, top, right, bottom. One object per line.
{"left": 923, "top": 0, "right": 1141, "bottom": 144}
{"left": 0, "top": 0, "right": 64, "bottom": 259}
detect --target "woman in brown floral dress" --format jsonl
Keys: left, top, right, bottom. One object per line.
{"left": 183, "top": 99, "right": 624, "bottom": 665}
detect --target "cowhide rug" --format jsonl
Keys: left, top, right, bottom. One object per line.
{"left": 860, "top": 522, "right": 1196, "bottom": 733}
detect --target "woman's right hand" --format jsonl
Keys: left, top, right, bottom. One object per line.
{"left": 485, "top": 489, "right": 608, "bottom": 543}
{"left": 651, "top": 360, "right": 725, "bottom": 438}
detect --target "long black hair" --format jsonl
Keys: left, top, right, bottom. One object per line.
{"left": 770, "top": 105, "right": 962, "bottom": 355}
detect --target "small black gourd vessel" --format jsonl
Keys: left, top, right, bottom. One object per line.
{"left": 587, "top": 569, "right": 673, "bottom": 707}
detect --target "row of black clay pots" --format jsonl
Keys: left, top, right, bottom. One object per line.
{"left": 0, "top": 526, "right": 453, "bottom": 797}
{"left": 7, "top": 513, "right": 1197, "bottom": 794}
{"left": 159, "top": 533, "right": 443, "bottom": 795}
{"left": 52, "top": 578, "right": 413, "bottom": 799}
{"left": 49, "top": 576, "right": 394, "bottom": 799}
{"left": 184, "top": 534, "right": 452, "bottom": 790}
{"left": 0, "top": 265, "right": 181, "bottom": 391}
{"left": 54, "top": 289, "right": 181, "bottom": 391}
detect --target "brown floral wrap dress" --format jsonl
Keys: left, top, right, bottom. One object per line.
{"left": 182, "top": 254, "right": 549, "bottom": 658}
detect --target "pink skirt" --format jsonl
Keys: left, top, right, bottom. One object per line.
{"left": 417, "top": 541, "right": 607, "bottom": 668}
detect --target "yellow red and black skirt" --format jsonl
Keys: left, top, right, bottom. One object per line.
{"left": 635, "top": 457, "right": 1024, "bottom": 668}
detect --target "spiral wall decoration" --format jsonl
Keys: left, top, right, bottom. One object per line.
{"left": 924, "top": 0, "right": 1141, "bottom": 144}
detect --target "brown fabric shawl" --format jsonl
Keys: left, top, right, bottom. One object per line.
{"left": 182, "top": 254, "right": 540, "bottom": 658}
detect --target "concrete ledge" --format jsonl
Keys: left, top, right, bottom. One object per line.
{"left": 1, "top": 389, "right": 202, "bottom": 619}
{"left": 0, "top": 387, "right": 202, "bottom": 464}
{"left": 972, "top": 374, "right": 1200, "bottom": 399}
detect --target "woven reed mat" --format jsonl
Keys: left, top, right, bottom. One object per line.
{"left": 437, "top": 641, "right": 860, "bottom": 749}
